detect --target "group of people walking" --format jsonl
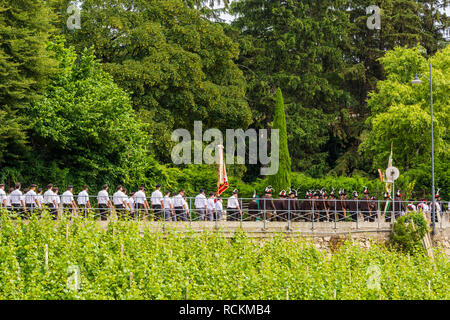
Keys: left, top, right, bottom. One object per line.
{"left": 0, "top": 182, "right": 445, "bottom": 223}
{"left": 248, "top": 186, "right": 446, "bottom": 223}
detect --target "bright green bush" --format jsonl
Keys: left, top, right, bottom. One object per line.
{"left": 0, "top": 213, "right": 448, "bottom": 300}
{"left": 391, "top": 212, "right": 429, "bottom": 255}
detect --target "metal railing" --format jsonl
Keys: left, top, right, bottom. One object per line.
{"left": 2, "top": 196, "right": 448, "bottom": 229}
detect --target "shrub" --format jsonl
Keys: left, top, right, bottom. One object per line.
{"left": 391, "top": 212, "right": 429, "bottom": 254}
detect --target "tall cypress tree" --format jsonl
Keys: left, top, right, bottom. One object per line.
{"left": 268, "top": 88, "right": 291, "bottom": 193}
{"left": 0, "top": 0, "right": 57, "bottom": 168}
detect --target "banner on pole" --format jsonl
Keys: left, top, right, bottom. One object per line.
{"left": 216, "top": 145, "right": 229, "bottom": 196}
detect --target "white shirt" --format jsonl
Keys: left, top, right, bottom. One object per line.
{"left": 0, "top": 189, "right": 6, "bottom": 205}
{"left": 173, "top": 194, "right": 184, "bottom": 207}
{"left": 227, "top": 196, "right": 240, "bottom": 209}
{"left": 151, "top": 190, "right": 163, "bottom": 206}
{"left": 134, "top": 190, "right": 147, "bottom": 205}
{"left": 113, "top": 190, "right": 127, "bottom": 206}
{"left": 97, "top": 190, "right": 110, "bottom": 205}
{"left": 36, "top": 194, "right": 44, "bottom": 207}
{"left": 127, "top": 196, "right": 135, "bottom": 211}
{"left": 43, "top": 190, "right": 55, "bottom": 204}
{"left": 10, "top": 189, "right": 22, "bottom": 204}
{"left": 163, "top": 196, "right": 173, "bottom": 209}
{"left": 6, "top": 195, "right": 11, "bottom": 206}
{"left": 77, "top": 190, "right": 89, "bottom": 205}
{"left": 25, "top": 190, "right": 37, "bottom": 204}
{"left": 61, "top": 190, "right": 74, "bottom": 205}
{"left": 407, "top": 204, "right": 416, "bottom": 212}
{"left": 182, "top": 198, "right": 189, "bottom": 213}
{"left": 195, "top": 194, "right": 207, "bottom": 208}
{"left": 418, "top": 202, "right": 429, "bottom": 212}
{"left": 207, "top": 198, "right": 216, "bottom": 210}
{"left": 55, "top": 194, "right": 60, "bottom": 205}
{"left": 216, "top": 200, "right": 223, "bottom": 211}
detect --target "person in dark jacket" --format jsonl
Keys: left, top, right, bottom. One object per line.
{"left": 315, "top": 189, "right": 329, "bottom": 222}
{"left": 392, "top": 190, "right": 405, "bottom": 220}
{"left": 346, "top": 191, "right": 359, "bottom": 222}
{"left": 274, "top": 190, "right": 288, "bottom": 221}
{"left": 299, "top": 191, "right": 313, "bottom": 222}
{"left": 247, "top": 190, "right": 260, "bottom": 221}
{"left": 260, "top": 186, "right": 276, "bottom": 221}
{"left": 287, "top": 189, "right": 299, "bottom": 221}
{"left": 359, "top": 187, "right": 372, "bottom": 222}
{"left": 336, "top": 190, "right": 347, "bottom": 221}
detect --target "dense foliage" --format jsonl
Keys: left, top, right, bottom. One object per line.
{"left": 0, "top": 214, "right": 448, "bottom": 300}
{"left": 391, "top": 212, "right": 429, "bottom": 255}
{"left": 360, "top": 45, "right": 450, "bottom": 172}
{"left": 0, "top": 0, "right": 448, "bottom": 198}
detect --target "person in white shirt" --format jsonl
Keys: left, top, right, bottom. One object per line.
{"left": 6, "top": 187, "right": 13, "bottom": 211}
{"left": 163, "top": 191, "right": 174, "bottom": 221}
{"left": 10, "top": 182, "right": 24, "bottom": 216}
{"left": 20, "top": 188, "right": 27, "bottom": 217}
{"left": 215, "top": 196, "right": 223, "bottom": 221}
{"left": 77, "top": 185, "right": 91, "bottom": 217}
{"left": 206, "top": 192, "right": 216, "bottom": 221}
{"left": 127, "top": 192, "right": 135, "bottom": 218}
{"left": 61, "top": 186, "right": 77, "bottom": 215}
{"left": 122, "top": 188, "right": 132, "bottom": 213}
{"left": 150, "top": 184, "right": 164, "bottom": 220}
{"left": 227, "top": 189, "right": 241, "bottom": 221}
{"left": 195, "top": 189, "right": 207, "bottom": 221}
{"left": 97, "top": 184, "right": 111, "bottom": 221}
{"left": 36, "top": 188, "right": 44, "bottom": 210}
{"left": 173, "top": 190, "right": 186, "bottom": 221}
{"left": 182, "top": 197, "right": 190, "bottom": 219}
{"left": 113, "top": 185, "right": 128, "bottom": 218}
{"left": 53, "top": 187, "right": 60, "bottom": 212}
{"left": 134, "top": 185, "right": 150, "bottom": 220}
{"left": 0, "top": 184, "right": 7, "bottom": 208}
{"left": 406, "top": 200, "right": 417, "bottom": 213}
{"left": 24, "top": 184, "right": 39, "bottom": 217}
{"left": 43, "top": 184, "right": 57, "bottom": 218}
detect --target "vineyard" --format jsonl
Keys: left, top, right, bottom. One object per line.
{"left": 0, "top": 213, "right": 448, "bottom": 300}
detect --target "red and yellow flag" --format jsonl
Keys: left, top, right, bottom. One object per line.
{"left": 216, "top": 145, "right": 229, "bottom": 196}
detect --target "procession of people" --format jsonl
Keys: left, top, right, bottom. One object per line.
{"left": 0, "top": 182, "right": 446, "bottom": 223}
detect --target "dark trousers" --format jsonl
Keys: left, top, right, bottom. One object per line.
{"left": 115, "top": 204, "right": 124, "bottom": 218}
{"left": 79, "top": 204, "right": 89, "bottom": 217}
{"left": 136, "top": 203, "right": 146, "bottom": 219}
{"left": 174, "top": 206, "right": 186, "bottom": 221}
{"left": 98, "top": 204, "right": 108, "bottom": 221}
{"left": 196, "top": 208, "right": 206, "bottom": 221}
{"left": 152, "top": 204, "right": 162, "bottom": 220}
{"left": 11, "top": 203, "right": 23, "bottom": 217}
{"left": 163, "top": 208, "right": 175, "bottom": 221}
{"left": 63, "top": 204, "right": 73, "bottom": 215}
{"left": 45, "top": 203, "right": 58, "bottom": 220}
{"left": 227, "top": 208, "right": 239, "bottom": 221}
{"left": 335, "top": 211, "right": 345, "bottom": 221}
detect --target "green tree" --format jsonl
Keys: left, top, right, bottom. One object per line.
{"left": 359, "top": 45, "right": 449, "bottom": 173}
{"left": 231, "top": 0, "right": 352, "bottom": 176}
{"left": 0, "top": 0, "right": 58, "bottom": 168}
{"left": 56, "top": 0, "right": 252, "bottom": 163}
{"left": 16, "top": 39, "right": 163, "bottom": 189}
{"left": 327, "top": 0, "right": 447, "bottom": 176}
{"left": 267, "top": 88, "right": 291, "bottom": 192}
